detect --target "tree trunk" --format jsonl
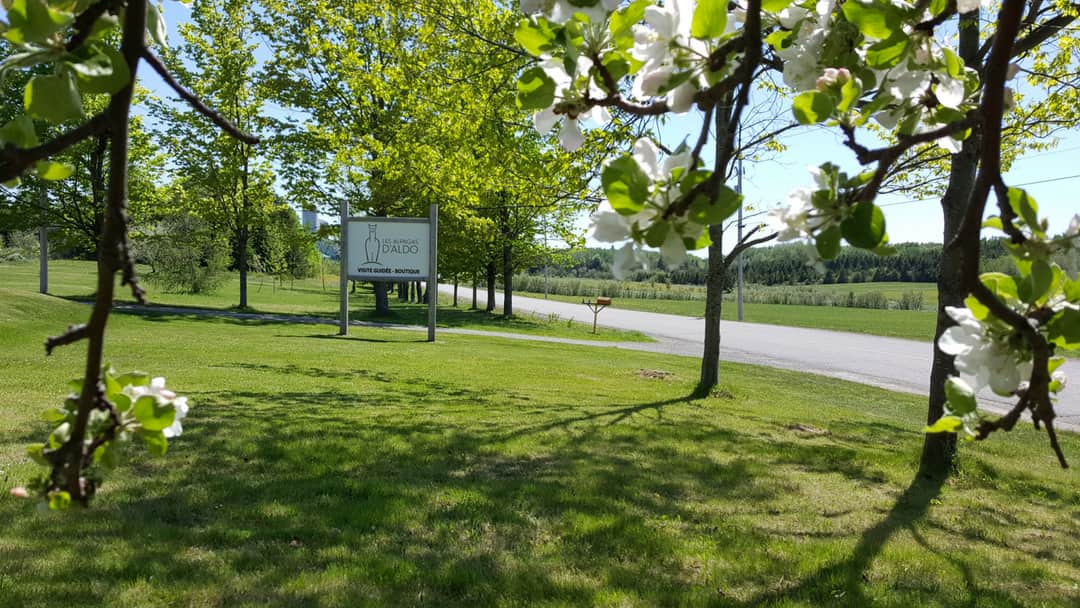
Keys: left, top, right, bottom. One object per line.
{"left": 453, "top": 277, "right": 458, "bottom": 307}
{"left": 699, "top": 223, "right": 725, "bottom": 392}
{"left": 485, "top": 261, "right": 496, "bottom": 312}
{"left": 373, "top": 282, "right": 389, "bottom": 314}
{"left": 238, "top": 228, "right": 248, "bottom": 309}
{"left": 471, "top": 272, "right": 478, "bottom": 310}
{"left": 502, "top": 240, "right": 513, "bottom": 317}
{"left": 919, "top": 11, "right": 980, "bottom": 479}
{"left": 398, "top": 281, "right": 408, "bottom": 301}
{"left": 422, "top": 281, "right": 429, "bottom": 304}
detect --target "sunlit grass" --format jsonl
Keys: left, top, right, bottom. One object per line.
{"left": 0, "top": 287, "right": 1076, "bottom": 606}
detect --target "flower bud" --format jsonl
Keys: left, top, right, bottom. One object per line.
{"left": 9, "top": 487, "right": 29, "bottom": 498}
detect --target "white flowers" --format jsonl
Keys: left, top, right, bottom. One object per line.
{"left": 1067, "top": 214, "right": 1080, "bottom": 238}
{"left": 591, "top": 137, "right": 703, "bottom": 273}
{"left": 531, "top": 57, "right": 611, "bottom": 151}
{"left": 123, "top": 376, "right": 190, "bottom": 438}
{"left": 770, "top": 166, "right": 836, "bottom": 242}
{"left": 938, "top": 306, "right": 1034, "bottom": 396}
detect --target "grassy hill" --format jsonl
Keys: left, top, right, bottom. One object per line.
{"left": 1, "top": 286, "right": 1077, "bottom": 606}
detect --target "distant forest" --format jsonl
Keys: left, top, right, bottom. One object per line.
{"left": 529, "top": 240, "right": 1080, "bottom": 287}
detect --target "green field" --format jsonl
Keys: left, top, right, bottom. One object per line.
{"left": 521, "top": 290, "right": 939, "bottom": 342}
{"left": 0, "top": 261, "right": 650, "bottom": 343}
{"left": 1, "top": 286, "right": 1078, "bottom": 606}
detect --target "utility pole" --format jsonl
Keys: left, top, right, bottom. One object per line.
{"left": 543, "top": 216, "right": 549, "bottom": 299}
{"left": 736, "top": 154, "right": 745, "bottom": 321}
{"left": 38, "top": 188, "right": 48, "bottom": 294}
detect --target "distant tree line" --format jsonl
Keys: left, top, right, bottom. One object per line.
{"left": 527, "top": 240, "right": 1029, "bottom": 287}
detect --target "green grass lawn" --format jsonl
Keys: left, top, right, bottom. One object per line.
{"left": 0, "top": 260, "right": 649, "bottom": 343}
{"left": 521, "top": 291, "right": 939, "bottom": 342}
{"left": 1, "top": 287, "right": 1077, "bottom": 606}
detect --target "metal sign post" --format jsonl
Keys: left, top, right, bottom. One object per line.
{"left": 339, "top": 199, "right": 349, "bottom": 335}
{"left": 583, "top": 297, "right": 612, "bottom": 334}
{"left": 340, "top": 204, "right": 438, "bottom": 341}
{"left": 427, "top": 204, "right": 438, "bottom": 342}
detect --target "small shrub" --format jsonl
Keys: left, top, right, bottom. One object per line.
{"left": 137, "top": 216, "right": 229, "bottom": 294}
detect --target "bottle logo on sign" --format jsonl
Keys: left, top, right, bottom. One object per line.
{"left": 363, "top": 224, "right": 381, "bottom": 265}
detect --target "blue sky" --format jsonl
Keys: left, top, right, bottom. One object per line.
{"left": 144, "top": 3, "right": 1078, "bottom": 253}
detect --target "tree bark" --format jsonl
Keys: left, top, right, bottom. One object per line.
{"left": 502, "top": 240, "right": 513, "bottom": 317}
{"left": 471, "top": 271, "right": 478, "bottom": 310}
{"left": 485, "top": 261, "right": 496, "bottom": 312}
{"left": 238, "top": 226, "right": 248, "bottom": 309}
{"left": 453, "top": 277, "right": 458, "bottom": 307}
{"left": 373, "top": 281, "right": 389, "bottom": 314}
{"left": 699, "top": 223, "right": 725, "bottom": 392}
{"left": 920, "top": 12, "right": 981, "bottom": 478}
{"left": 398, "top": 281, "right": 408, "bottom": 301}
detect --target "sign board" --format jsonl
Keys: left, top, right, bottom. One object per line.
{"left": 346, "top": 218, "right": 429, "bottom": 281}
{"left": 339, "top": 205, "right": 438, "bottom": 341}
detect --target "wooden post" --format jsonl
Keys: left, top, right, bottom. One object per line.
{"left": 428, "top": 204, "right": 438, "bottom": 342}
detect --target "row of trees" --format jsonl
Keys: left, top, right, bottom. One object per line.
{"left": 1, "top": 0, "right": 599, "bottom": 316}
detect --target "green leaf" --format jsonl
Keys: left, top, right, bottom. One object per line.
{"left": 1006, "top": 188, "right": 1041, "bottom": 235}
{"left": 515, "top": 18, "right": 556, "bottom": 57}
{"left": 48, "top": 490, "right": 72, "bottom": 511}
{"left": 1018, "top": 259, "right": 1053, "bottom": 304}
{"left": 48, "top": 422, "right": 71, "bottom": 449}
{"left": 1048, "top": 308, "right": 1080, "bottom": 349}
{"left": 0, "top": 115, "right": 39, "bottom": 148}
{"left": 815, "top": 226, "right": 842, "bottom": 259}
{"left": 765, "top": 29, "right": 794, "bottom": 51}
{"left": 114, "top": 371, "right": 151, "bottom": 387}
{"left": 982, "top": 216, "right": 1003, "bottom": 230}
{"left": 841, "top": 202, "right": 886, "bottom": 249}
{"left": 980, "top": 272, "right": 1018, "bottom": 301}
{"left": 763, "top": 0, "right": 794, "bottom": 11}
{"left": 689, "top": 185, "right": 742, "bottom": 225}
{"left": 924, "top": 415, "right": 964, "bottom": 434}
{"left": 132, "top": 395, "right": 176, "bottom": 432}
{"left": 4, "top": 0, "right": 74, "bottom": 45}
{"left": 71, "top": 45, "right": 131, "bottom": 95}
{"left": 865, "top": 33, "right": 909, "bottom": 69}
{"left": 792, "top": 91, "right": 835, "bottom": 125}
{"left": 24, "top": 73, "right": 84, "bottom": 124}
{"left": 40, "top": 407, "right": 68, "bottom": 423}
{"left": 644, "top": 222, "right": 670, "bottom": 247}
{"left": 691, "top": 0, "right": 727, "bottom": 39}
{"left": 602, "top": 155, "right": 650, "bottom": 215}
{"left": 139, "top": 429, "right": 168, "bottom": 456}
{"left": 26, "top": 444, "right": 49, "bottom": 466}
{"left": 837, "top": 78, "right": 861, "bottom": 113}
{"left": 964, "top": 295, "right": 989, "bottom": 320}
{"left": 610, "top": 0, "right": 648, "bottom": 39}
{"left": 944, "top": 377, "right": 977, "bottom": 415}
{"left": 515, "top": 67, "right": 556, "bottom": 111}
{"left": 841, "top": 0, "right": 899, "bottom": 40}
{"left": 93, "top": 441, "right": 119, "bottom": 469}
{"left": 36, "top": 161, "right": 74, "bottom": 180}
{"left": 146, "top": 2, "right": 168, "bottom": 48}
{"left": 942, "top": 48, "right": 964, "bottom": 78}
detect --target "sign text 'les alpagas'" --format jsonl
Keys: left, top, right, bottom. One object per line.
{"left": 339, "top": 205, "right": 439, "bottom": 341}
{"left": 347, "top": 219, "right": 429, "bottom": 280}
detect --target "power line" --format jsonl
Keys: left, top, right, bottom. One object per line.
{"left": 877, "top": 172, "right": 1080, "bottom": 208}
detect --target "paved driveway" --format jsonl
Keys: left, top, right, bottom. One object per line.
{"left": 442, "top": 285, "right": 1079, "bottom": 430}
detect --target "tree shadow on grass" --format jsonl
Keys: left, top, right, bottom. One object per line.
{"left": 0, "top": 372, "right": 1069, "bottom": 607}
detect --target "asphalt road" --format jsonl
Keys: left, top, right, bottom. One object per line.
{"left": 442, "top": 285, "right": 1080, "bottom": 430}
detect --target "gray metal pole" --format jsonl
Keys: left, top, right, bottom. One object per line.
{"left": 543, "top": 217, "right": 549, "bottom": 299}
{"left": 39, "top": 189, "right": 47, "bottom": 294}
{"left": 428, "top": 204, "right": 438, "bottom": 342}
{"left": 736, "top": 156, "right": 744, "bottom": 322}
{"left": 339, "top": 199, "right": 349, "bottom": 335}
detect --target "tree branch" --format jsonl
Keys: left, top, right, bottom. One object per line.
{"left": 0, "top": 114, "right": 109, "bottom": 183}
{"left": 141, "top": 50, "right": 261, "bottom": 145}
{"left": 45, "top": 324, "right": 89, "bottom": 355}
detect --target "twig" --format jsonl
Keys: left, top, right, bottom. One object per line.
{"left": 141, "top": 49, "right": 261, "bottom": 145}
{"left": 45, "top": 324, "right": 89, "bottom": 355}
{"left": 0, "top": 114, "right": 109, "bottom": 183}
{"left": 66, "top": 0, "right": 123, "bottom": 52}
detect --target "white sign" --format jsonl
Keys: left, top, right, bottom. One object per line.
{"left": 346, "top": 219, "right": 429, "bottom": 280}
